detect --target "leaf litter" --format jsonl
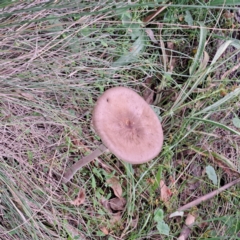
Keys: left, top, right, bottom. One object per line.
{"left": 106, "top": 177, "right": 123, "bottom": 199}
{"left": 99, "top": 177, "right": 127, "bottom": 235}
{"left": 70, "top": 188, "right": 85, "bottom": 206}
{"left": 160, "top": 180, "right": 172, "bottom": 203}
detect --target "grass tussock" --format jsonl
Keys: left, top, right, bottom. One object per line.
{"left": 0, "top": 0, "right": 240, "bottom": 239}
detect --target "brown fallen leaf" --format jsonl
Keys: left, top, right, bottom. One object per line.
{"left": 100, "top": 226, "right": 109, "bottom": 235}
{"left": 145, "top": 28, "right": 158, "bottom": 44}
{"left": 70, "top": 188, "right": 85, "bottom": 206}
{"left": 166, "top": 41, "right": 176, "bottom": 72}
{"left": 111, "top": 212, "right": 122, "bottom": 224}
{"left": 106, "top": 177, "right": 122, "bottom": 198}
{"left": 100, "top": 197, "right": 126, "bottom": 212}
{"left": 100, "top": 197, "right": 113, "bottom": 214}
{"left": 130, "top": 215, "right": 139, "bottom": 228}
{"left": 185, "top": 214, "right": 195, "bottom": 226}
{"left": 160, "top": 180, "right": 172, "bottom": 202}
{"left": 69, "top": 134, "right": 84, "bottom": 148}
{"left": 109, "top": 197, "right": 126, "bottom": 211}
{"left": 143, "top": 77, "right": 155, "bottom": 104}
{"left": 100, "top": 198, "right": 125, "bottom": 225}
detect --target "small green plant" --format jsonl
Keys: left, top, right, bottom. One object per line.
{"left": 154, "top": 209, "right": 170, "bottom": 236}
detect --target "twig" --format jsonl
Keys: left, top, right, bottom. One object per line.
{"left": 143, "top": 3, "right": 172, "bottom": 25}
{"left": 177, "top": 225, "right": 191, "bottom": 240}
{"left": 177, "top": 214, "right": 195, "bottom": 240}
{"left": 178, "top": 178, "right": 240, "bottom": 211}
{"left": 62, "top": 144, "right": 107, "bottom": 184}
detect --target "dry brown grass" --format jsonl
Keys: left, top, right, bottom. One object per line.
{"left": 0, "top": 1, "right": 240, "bottom": 239}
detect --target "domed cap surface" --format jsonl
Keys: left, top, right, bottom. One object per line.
{"left": 92, "top": 87, "right": 163, "bottom": 164}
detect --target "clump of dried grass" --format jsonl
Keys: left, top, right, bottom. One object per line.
{"left": 1, "top": 1, "right": 240, "bottom": 239}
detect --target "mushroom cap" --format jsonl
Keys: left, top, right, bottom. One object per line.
{"left": 92, "top": 87, "right": 164, "bottom": 164}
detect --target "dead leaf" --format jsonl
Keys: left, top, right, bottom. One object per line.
{"left": 130, "top": 215, "right": 139, "bottom": 228}
{"left": 166, "top": 41, "right": 176, "bottom": 72}
{"left": 198, "top": 51, "right": 209, "bottom": 71}
{"left": 100, "top": 197, "right": 113, "bottom": 214}
{"left": 223, "top": 11, "right": 234, "bottom": 19}
{"left": 167, "top": 41, "right": 174, "bottom": 50}
{"left": 69, "top": 135, "right": 84, "bottom": 148}
{"left": 185, "top": 214, "right": 195, "bottom": 226}
{"left": 64, "top": 222, "right": 87, "bottom": 240}
{"left": 178, "top": 15, "right": 184, "bottom": 21}
{"left": 106, "top": 177, "right": 122, "bottom": 198}
{"left": 143, "top": 77, "right": 154, "bottom": 104}
{"left": 143, "top": 91, "right": 154, "bottom": 104}
{"left": 100, "top": 227, "right": 109, "bottom": 235}
{"left": 160, "top": 180, "right": 172, "bottom": 202}
{"left": 70, "top": 188, "right": 85, "bottom": 206}
{"left": 169, "top": 176, "right": 175, "bottom": 185}
{"left": 146, "top": 178, "right": 155, "bottom": 184}
{"left": 145, "top": 28, "right": 158, "bottom": 44}
{"left": 111, "top": 212, "right": 122, "bottom": 224}
{"left": 109, "top": 197, "right": 126, "bottom": 211}
{"left": 169, "top": 211, "right": 184, "bottom": 218}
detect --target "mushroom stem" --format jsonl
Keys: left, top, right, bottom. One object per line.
{"left": 62, "top": 144, "right": 108, "bottom": 184}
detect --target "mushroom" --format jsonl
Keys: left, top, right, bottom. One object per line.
{"left": 62, "top": 87, "right": 163, "bottom": 183}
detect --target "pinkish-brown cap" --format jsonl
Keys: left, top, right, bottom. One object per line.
{"left": 92, "top": 87, "right": 163, "bottom": 164}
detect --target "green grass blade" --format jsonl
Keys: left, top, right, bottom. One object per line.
{"left": 190, "top": 117, "right": 240, "bottom": 137}
{"left": 211, "top": 40, "right": 234, "bottom": 66}
{"left": 112, "top": 32, "right": 145, "bottom": 67}
{"left": 209, "top": 0, "right": 240, "bottom": 5}
{"left": 196, "top": 87, "right": 240, "bottom": 115}
{"left": 189, "top": 22, "right": 207, "bottom": 75}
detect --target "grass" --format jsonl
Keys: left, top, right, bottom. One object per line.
{"left": 0, "top": 0, "right": 240, "bottom": 239}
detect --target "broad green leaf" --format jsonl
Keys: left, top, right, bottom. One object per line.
{"left": 121, "top": 11, "right": 142, "bottom": 39}
{"left": 129, "top": 23, "right": 142, "bottom": 40}
{"left": 232, "top": 40, "right": 240, "bottom": 49}
{"left": 185, "top": 10, "right": 193, "bottom": 26}
{"left": 206, "top": 165, "right": 218, "bottom": 185}
{"left": 232, "top": 117, "right": 240, "bottom": 128}
{"left": 209, "top": 0, "right": 240, "bottom": 5}
{"left": 153, "top": 165, "right": 162, "bottom": 191}
{"left": 96, "top": 230, "right": 106, "bottom": 237}
{"left": 100, "top": 40, "right": 108, "bottom": 47}
{"left": 91, "top": 176, "right": 96, "bottom": 189}
{"left": 108, "top": 237, "right": 115, "bottom": 240}
{"left": 112, "top": 33, "right": 145, "bottom": 67}
{"left": 63, "top": 183, "right": 68, "bottom": 192}
{"left": 157, "top": 221, "right": 170, "bottom": 236}
{"left": 219, "top": 213, "right": 240, "bottom": 235}
{"left": 154, "top": 209, "right": 164, "bottom": 222}
{"left": 154, "top": 209, "right": 170, "bottom": 235}
{"left": 121, "top": 11, "right": 132, "bottom": 26}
